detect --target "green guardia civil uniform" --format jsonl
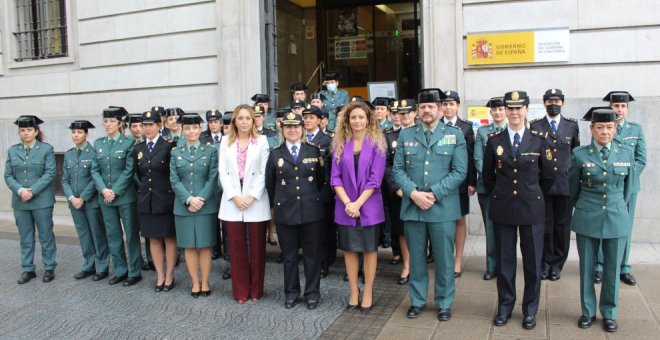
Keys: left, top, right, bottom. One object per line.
{"left": 170, "top": 142, "right": 219, "bottom": 249}
{"left": 474, "top": 122, "right": 506, "bottom": 274}
{"left": 379, "top": 119, "right": 393, "bottom": 130}
{"left": 393, "top": 122, "right": 468, "bottom": 308}
{"left": 91, "top": 133, "right": 142, "bottom": 278}
{"left": 62, "top": 141, "right": 110, "bottom": 273}
{"left": 320, "top": 89, "right": 349, "bottom": 132}
{"left": 570, "top": 140, "right": 635, "bottom": 319}
{"left": 4, "top": 140, "right": 57, "bottom": 272}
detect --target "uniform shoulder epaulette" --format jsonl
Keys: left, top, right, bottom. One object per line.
{"left": 529, "top": 118, "right": 542, "bottom": 125}
{"left": 487, "top": 130, "right": 503, "bottom": 138}
{"left": 459, "top": 117, "right": 471, "bottom": 125}
{"left": 530, "top": 129, "right": 548, "bottom": 138}
{"left": 563, "top": 116, "right": 578, "bottom": 123}
{"left": 272, "top": 143, "right": 284, "bottom": 150}
{"left": 134, "top": 139, "right": 145, "bottom": 146}
{"left": 383, "top": 127, "right": 394, "bottom": 134}
{"left": 574, "top": 145, "right": 589, "bottom": 152}
{"left": 627, "top": 120, "right": 641, "bottom": 127}
{"left": 94, "top": 136, "right": 105, "bottom": 143}
{"left": 446, "top": 124, "right": 461, "bottom": 131}
{"left": 306, "top": 142, "right": 320, "bottom": 150}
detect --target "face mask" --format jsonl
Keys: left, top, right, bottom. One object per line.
{"left": 546, "top": 104, "right": 561, "bottom": 117}
{"left": 326, "top": 83, "right": 337, "bottom": 92}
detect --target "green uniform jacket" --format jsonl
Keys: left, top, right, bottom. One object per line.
{"left": 616, "top": 120, "right": 645, "bottom": 193}
{"left": 569, "top": 142, "right": 635, "bottom": 239}
{"left": 170, "top": 144, "right": 219, "bottom": 216}
{"left": 474, "top": 123, "right": 505, "bottom": 194}
{"left": 91, "top": 135, "right": 137, "bottom": 206}
{"left": 4, "top": 141, "right": 56, "bottom": 210}
{"left": 393, "top": 123, "right": 468, "bottom": 223}
{"left": 320, "top": 89, "right": 349, "bottom": 131}
{"left": 61, "top": 143, "right": 99, "bottom": 208}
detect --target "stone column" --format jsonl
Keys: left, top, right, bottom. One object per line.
{"left": 421, "top": 0, "right": 462, "bottom": 91}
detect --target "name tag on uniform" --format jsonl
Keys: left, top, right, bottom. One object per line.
{"left": 612, "top": 162, "right": 631, "bottom": 167}
{"left": 520, "top": 152, "right": 540, "bottom": 156}
{"left": 623, "top": 136, "right": 639, "bottom": 140}
{"left": 201, "top": 156, "right": 207, "bottom": 160}
{"left": 404, "top": 141, "right": 419, "bottom": 147}
{"left": 583, "top": 162, "right": 596, "bottom": 168}
{"left": 114, "top": 150, "right": 124, "bottom": 154}
{"left": 302, "top": 158, "right": 318, "bottom": 164}
{"left": 437, "top": 135, "right": 456, "bottom": 146}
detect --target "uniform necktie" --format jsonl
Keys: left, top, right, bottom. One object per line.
{"left": 25, "top": 147, "right": 31, "bottom": 158}
{"left": 424, "top": 130, "right": 432, "bottom": 144}
{"left": 616, "top": 124, "right": 622, "bottom": 134}
{"left": 307, "top": 134, "right": 314, "bottom": 142}
{"left": 76, "top": 148, "right": 82, "bottom": 158}
{"left": 446, "top": 121, "right": 454, "bottom": 127}
{"left": 600, "top": 146, "right": 610, "bottom": 163}
{"left": 190, "top": 146, "right": 196, "bottom": 157}
{"left": 214, "top": 135, "right": 220, "bottom": 143}
{"left": 173, "top": 135, "right": 179, "bottom": 143}
{"left": 148, "top": 141, "right": 154, "bottom": 153}
{"left": 551, "top": 120, "right": 557, "bottom": 134}
{"left": 109, "top": 138, "right": 115, "bottom": 146}
{"left": 513, "top": 132, "right": 521, "bottom": 156}
{"left": 291, "top": 145, "right": 298, "bottom": 162}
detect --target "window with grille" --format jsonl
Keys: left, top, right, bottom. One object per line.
{"left": 13, "top": 0, "right": 68, "bottom": 62}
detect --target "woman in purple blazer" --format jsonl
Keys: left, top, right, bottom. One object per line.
{"left": 330, "top": 100, "right": 386, "bottom": 314}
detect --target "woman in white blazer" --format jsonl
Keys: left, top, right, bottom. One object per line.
{"left": 218, "top": 104, "right": 271, "bottom": 303}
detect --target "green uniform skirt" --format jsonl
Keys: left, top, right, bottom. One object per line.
{"left": 174, "top": 214, "right": 218, "bottom": 249}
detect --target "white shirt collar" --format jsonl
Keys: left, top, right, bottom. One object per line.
{"left": 546, "top": 115, "right": 560, "bottom": 126}
{"left": 148, "top": 135, "right": 160, "bottom": 145}
{"left": 306, "top": 128, "right": 320, "bottom": 138}
{"left": 444, "top": 116, "right": 458, "bottom": 126}
{"left": 286, "top": 140, "right": 302, "bottom": 154}
{"left": 507, "top": 126, "right": 525, "bottom": 146}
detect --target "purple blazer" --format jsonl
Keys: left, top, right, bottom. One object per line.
{"left": 330, "top": 138, "right": 386, "bottom": 227}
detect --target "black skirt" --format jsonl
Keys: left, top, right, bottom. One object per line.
{"left": 338, "top": 221, "right": 380, "bottom": 253}
{"left": 139, "top": 213, "right": 176, "bottom": 238}
{"left": 459, "top": 192, "right": 469, "bottom": 216}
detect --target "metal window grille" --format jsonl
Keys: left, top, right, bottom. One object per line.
{"left": 13, "top": 0, "right": 68, "bottom": 61}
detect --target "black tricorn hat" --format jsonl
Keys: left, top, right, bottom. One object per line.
{"left": 125, "top": 113, "right": 143, "bottom": 124}
{"left": 289, "top": 99, "right": 306, "bottom": 109}
{"left": 178, "top": 113, "right": 204, "bottom": 125}
{"left": 602, "top": 91, "right": 635, "bottom": 103}
{"left": 15, "top": 115, "right": 44, "bottom": 128}
{"left": 310, "top": 92, "right": 327, "bottom": 101}
{"left": 485, "top": 97, "right": 505, "bottom": 108}
{"left": 417, "top": 88, "right": 446, "bottom": 103}
{"left": 222, "top": 111, "right": 233, "bottom": 125}
{"left": 350, "top": 96, "right": 375, "bottom": 110}
{"left": 103, "top": 106, "right": 129, "bottom": 119}
{"left": 290, "top": 83, "right": 308, "bottom": 92}
{"left": 251, "top": 93, "right": 270, "bottom": 103}
{"left": 164, "top": 107, "right": 185, "bottom": 117}
{"left": 68, "top": 120, "right": 95, "bottom": 130}
{"left": 582, "top": 106, "right": 617, "bottom": 122}
{"left": 372, "top": 97, "right": 392, "bottom": 107}
{"left": 323, "top": 71, "right": 341, "bottom": 81}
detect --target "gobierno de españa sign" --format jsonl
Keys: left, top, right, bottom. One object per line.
{"left": 467, "top": 28, "right": 569, "bottom": 66}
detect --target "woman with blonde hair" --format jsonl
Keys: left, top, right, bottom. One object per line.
{"left": 218, "top": 104, "right": 271, "bottom": 303}
{"left": 330, "top": 100, "right": 387, "bottom": 313}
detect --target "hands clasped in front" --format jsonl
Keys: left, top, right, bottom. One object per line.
{"left": 410, "top": 190, "right": 436, "bottom": 210}
{"left": 231, "top": 195, "right": 255, "bottom": 212}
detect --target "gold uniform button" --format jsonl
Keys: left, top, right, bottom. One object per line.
{"left": 603, "top": 172, "right": 607, "bottom": 176}
{"left": 554, "top": 148, "right": 557, "bottom": 152}
{"left": 603, "top": 194, "right": 607, "bottom": 199}
{"left": 554, "top": 167, "right": 558, "bottom": 171}
{"left": 296, "top": 186, "right": 300, "bottom": 191}
{"left": 602, "top": 206, "right": 607, "bottom": 210}
{"left": 424, "top": 171, "right": 428, "bottom": 176}
{"left": 295, "top": 177, "right": 299, "bottom": 180}
{"left": 189, "top": 172, "right": 193, "bottom": 176}
{"left": 603, "top": 183, "right": 607, "bottom": 187}
{"left": 297, "top": 196, "right": 300, "bottom": 200}
{"left": 513, "top": 180, "right": 517, "bottom": 184}
{"left": 425, "top": 161, "right": 429, "bottom": 165}
{"left": 553, "top": 139, "right": 557, "bottom": 144}
{"left": 294, "top": 167, "right": 298, "bottom": 170}
{"left": 513, "top": 191, "right": 518, "bottom": 195}
{"left": 513, "top": 169, "right": 518, "bottom": 173}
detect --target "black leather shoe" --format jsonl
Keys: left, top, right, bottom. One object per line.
{"left": 201, "top": 290, "right": 211, "bottom": 297}
{"left": 391, "top": 256, "right": 401, "bottom": 265}
{"left": 74, "top": 271, "right": 95, "bottom": 280}
{"left": 163, "top": 280, "right": 175, "bottom": 292}
{"left": 522, "top": 315, "right": 536, "bottom": 330}
{"left": 398, "top": 275, "right": 409, "bottom": 285}
{"left": 361, "top": 304, "right": 372, "bottom": 314}
{"left": 454, "top": 272, "right": 462, "bottom": 278}
{"left": 620, "top": 273, "right": 637, "bottom": 286}
{"left": 17, "top": 271, "right": 36, "bottom": 284}
{"left": 307, "top": 299, "right": 319, "bottom": 310}
{"left": 578, "top": 315, "right": 596, "bottom": 329}
{"left": 155, "top": 283, "right": 164, "bottom": 292}
{"left": 320, "top": 269, "right": 328, "bottom": 278}
{"left": 108, "top": 275, "right": 127, "bottom": 285}
{"left": 549, "top": 271, "right": 561, "bottom": 281}
{"left": 122, "top": 276, "right": 142, "bottom": 287}
{"left": 346, "top": 303, "right": 360, "bottom": 312}
{"left": 191, "top": 290, "right": 201, "bottom": 298}
{"left": 92, "top": 272, "right": 109, "bottom": 281}
{"left": 437, "top": 308, "right": 452, "bottom": 321}
{"left": 222, "top": 268, "right": 231, "bottom": 280}
{"left": 43, "top": 270, "right": 55, "bottom": 283}
{"left": 602, "top": 318, "right": 618, "bottom": 332}
{"left": 285, "top": 298, "right": 299, "bottom": 309}
{"left": 343, "top": 273, "right": 349, "bottom": 282}
{"left": 407, "top": 305, "right": 426, "bottom": 319}
{"left": 483, "top": 272, "right": 497, "bottom": 280}
{"left": 493, "top": 313, "right": 511, "bottom": 326}
{"left": 141, "top": 261, "right": 155, "bottom": 271}
{"left": 541, "top": 268, "right": 549, "bottom": 280}
{"left": 426, "top": 255, "right": 434, "bottom": 263}
{"left": 594, "top": 271, "right": 603, "bottom": 284}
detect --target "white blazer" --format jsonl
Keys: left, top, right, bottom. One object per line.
{"left": 218, "top": 134, "right": 271, "bottom": 222}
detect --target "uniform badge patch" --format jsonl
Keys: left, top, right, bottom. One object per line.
{"left": 392, "top": 141, "right": 397, "bottom": 148}
{"left": 496, "top": 145, "right": 503, "bottom": 156}
{"left": 278, "top": 158, "right": 284, "bottom": 167}
{"left": 546, "top": 149, "right": 552, "bottom": 160}
{"left": 308, "top": 176, "right": 314, "bottom": 182}
{"left": 137, "top": 151, "right": 143, "bottom": 160}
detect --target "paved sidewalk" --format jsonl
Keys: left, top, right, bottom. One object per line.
{"left": 1, "top": 215, "right": 660, "bottom": 339}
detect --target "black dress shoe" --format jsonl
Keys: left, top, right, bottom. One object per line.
{"left": 212, "top": 251, "right": 221, "bottom": 260}
{"left": 549, "top": 271, "right": 561, "bottom": 281}
{"left": 191, "top": 290, "right": 201, "bottom": 298}
{"left": 426, "top": 255, "right": 434, "bottom": 263}
{"left": 108, "top": 275, "right": 127, "bottom": 285}
{"left": 541, "top": 268, "right": 549, "bottom": 280}
{"left": 93, "top": 272, "right": 109, "bottom": 281}
{"left": 163, "top": 280, "right": 175, "bottom": 292}
{"left": 382, "top": 241, "right": 391, "bottom": 249}
{"left": 343, "top": 273, "right": 349, "bottom": 282}
{"left": 122, "top": 276, "right": 142, "bottom": 287}
{"left": 74, "top": 271, "right": 95, "bottom": 280}
{"left": 578, "top": 315, "right": 596, "bottom": 329}
{"left": 155, "top": 283, "right": 164, "bottom": 292}
{"left": 307, "top": 299, "right": 319, "bottom": 310}
{"left": 398, "top": 275, "right": 409, "bottom": 285}
{"left": 285, "top": 298, "right": 299, "bottom": 309}
{"left": 493, "top": 313, "right": 511, "bottom": 326}
{"left": 620, "top": 273, "right": 637, "bottom": 286}
{"left": 602, "top": 318, "right": 618, "bottom": 332}
{"left": 522, "top": 315, "right": 536, "bottom": 330}
{"left": 320, "top": 269, "right": 328, "bottom": 278}
{"left": 222, "top": 268, "right": 231, "bottom": 280}
{"left": 201, "top": 290, "right": 211, "bottom": 297}
{"left": 407, "top": 305, "right": 425, "bottom": 319}
{"left": 437, "top": 308, "right": 452, "bottom": 321}
{"left": 43, "top": 270, "right": 55, "bottom": 283}
{"left": 483, "top": 272, "right": 497, "bottom": 280}
{"left": 594, "top": 271, "right": 603, "bottom": 284}
{"left": 454, "top": 272, "right": 462, "bottom": 278}
{"left": 141, "top": 261, "right": 155, "bottom": 271}
{"left": 17, "top": 271, "right": 36, "bottom": 284}
{"left": 390, "top": 256, "right": 401, "bottom": 265}
{"left": 361, "top": 304, "right": 372, "bottom": 314}
{"left": 345, "top": 303, "right": 360, "bottom": 312}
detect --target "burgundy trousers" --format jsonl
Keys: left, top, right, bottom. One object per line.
{"left": 225, "top": 221, "right": 268, "bottom": 300}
